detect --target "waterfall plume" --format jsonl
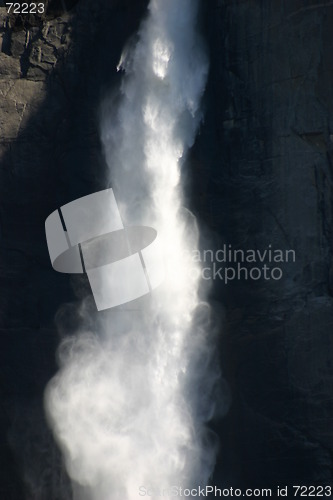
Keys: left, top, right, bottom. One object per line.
{"left": 45, "top": 1, "right": 225, "bottom": 499}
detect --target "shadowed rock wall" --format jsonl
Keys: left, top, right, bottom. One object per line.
{"left": 195, "top": 0, "right": 333, "bottom": 491}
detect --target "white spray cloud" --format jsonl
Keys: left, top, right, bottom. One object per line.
{"left": 45, "top": 1, "right": 227, "bottom": 499}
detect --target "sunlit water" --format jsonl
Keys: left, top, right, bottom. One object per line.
{"left": 45, "top": 1, "right": 223, "bottom": 499}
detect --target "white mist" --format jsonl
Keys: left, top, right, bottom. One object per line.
{"left": 45, "top": 1, "right": 224, "bottom": 499}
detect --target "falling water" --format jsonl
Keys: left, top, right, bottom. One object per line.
{"left": 45, "top": 1, "right": 224, "bottom": 499}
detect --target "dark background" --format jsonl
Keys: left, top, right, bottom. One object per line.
{"left": 0, "top": 0, "right": 332, "bottom": 498}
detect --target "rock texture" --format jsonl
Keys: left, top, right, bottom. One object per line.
{"left": 195, "top": 0, "right": 333, "bottom": 491}
{"left": 0, "top": 0, "right": 333, "bottom": 498}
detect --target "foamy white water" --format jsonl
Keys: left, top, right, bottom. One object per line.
{"left": 45, "top": 1, "right": 223, "bottom": 499}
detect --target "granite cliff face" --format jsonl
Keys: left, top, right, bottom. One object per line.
{"left": 200, "top": 0, "right": 333, "bottom": 489}
{"left": 0, "top": 0, "right": 332, "bottom": 497}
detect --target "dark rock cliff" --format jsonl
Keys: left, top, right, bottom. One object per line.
{"left": 0, "top": 0, "right": 332, "bottom": 497}
{"left": 198, "top": 0, "right": 333, "bottom": 491}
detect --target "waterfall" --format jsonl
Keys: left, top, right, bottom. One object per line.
{"left": 45, "top": 1, "right": 224, "bottom": 499}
